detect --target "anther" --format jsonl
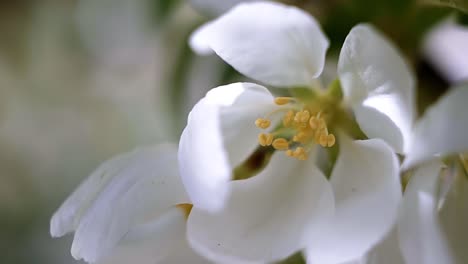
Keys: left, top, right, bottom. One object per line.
{"left": 294, "top": 111, "right": 310, "bottom": 123}
{"left": 255, "top": 118, "right": 271, "bottom": 129}
{"left": 258, "top": 133, "right": 274, "bottom": 146}
{"left": 274, "top": 97, "right": 293, "bottom": 105}
{"left": 293, "top": 131, "right": 311, "bottom": 144}
{"left": 286, "top": 149, "right": 294, "bottom": 157}
{"left": 294, "top": 147, "right": 308, "bottom": 160}
{"left": 272, "top": 138, "right": 289, "bottom": 150}
{"left": 319, "top": 134, "right": 328, "bottom": 147}
{"left": 326, "top": 134, "right": 336, "bottom": 147}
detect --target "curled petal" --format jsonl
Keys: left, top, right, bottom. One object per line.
{"left": 338, "top": 24, "right": 415, "bottom": 153}
{"left": 179, "top": 82, "right": 277, "bottom": 212}
{"left": 190, "top": 1, "right": 329, "bottom": 87}
{"left": 187, "top": 152, "right": 334, "bottom": 263}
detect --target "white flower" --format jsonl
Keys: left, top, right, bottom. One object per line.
{"left": 179, "top": 2, "right": 414, "bottom": 263}
{"left": 50, "top": 144, "right": 209, "bottom": 264}
{"left": 397, "top": 84, "right": 468, "bottom": 264}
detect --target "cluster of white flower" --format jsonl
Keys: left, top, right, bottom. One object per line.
{"left": 50, "top": 1, "right": 468, "bottom": 264}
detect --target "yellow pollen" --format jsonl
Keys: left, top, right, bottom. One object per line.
{"left": 319, "top": 133, "right": 329, "bottom": 147}
{"left": 326, "top": 134, "right": 336, "bottom": 147}
{"left": 294, "top": 110, "right": 311, "bottom": 123}
{"left": 272, "top": 138, "right": 289, "bottom": 150}
{"left": 255, "top": 96, "right": 336, "bottom": 161}
{"left": 293, "top": 147, "right": 308, "bottom": 160}
{"left": 274, "top": 97, "right": 293, "bottom": 105}
{"left": 255, "top": 118, "right": 271, "bottom": 129}
{"left": 283, "top": 110, "right": 295, "bottom": 127}
{"left": 258, "top": 133, "right": 274, "bottom": 146}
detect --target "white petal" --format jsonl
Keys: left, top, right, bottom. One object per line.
{"left": 98, "top": 207, "right": 210, "bottom": 264}
{"left": 338, "top": 24, "right": 415, "bottom": 153}
{"left": 398, "top": 161, "right": 456, "bottom": 264}
{"left": 189, "top": 1, "right": 329, "bottom": 87}
{"left": 178, "top": 83, "right": 276, "bottom": 212}
{"left": 363, "top": 228, "right": 405, "bottom": 264}
{"left": 403, "top": 84, "right": 468, "bottom": 169}
{"left": 187, "top": 152, "right": 334, "bottom": 263}
{"left": 305, "top": 137, "right": 401, "bottom": 264}
{"left": 50, "top": 145, "right": 163, "bottom": 237}
{"left": 70, "top": 144, "right": 189, "bottom": 263}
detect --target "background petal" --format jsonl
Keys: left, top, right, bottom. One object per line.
{"left": 178, "top": 82, "right": 276, "bottom": 212}
{"left": 398, "top": 161, "right": 456, "bottom": 264}
{"left": 189, "top": 1, "right": 329, "bottom": 87}
{"left": 187, "top": 152, "right": 334, "bottom": 263}
{"left": 50, "top": 150, "right": 133, "bottom": 238}
{"left": 338, "top": 24, "right": 415, "bottom": 153}
{"left": 403, "top": 84, "right": 468, "bottom": 169}
{"left": 98, "top": 207, "right": 210, "bottom": 264}
{"left": 306, "top": 137, "right": 401, "bottom": 264}
{"left": 69, "top": 144, "right": 189, "bottom": 263}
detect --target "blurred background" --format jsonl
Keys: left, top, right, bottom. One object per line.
{"left": 0, "top": 0, "right": 466, "bottom": 263}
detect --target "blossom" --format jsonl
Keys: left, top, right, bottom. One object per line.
{"left": 398, "top": 85, "right": 468, "bottom": 264}
{"left": 352, "top": 85, "right": 468, "bottom": 264}
{"left": 179, "top": 1, "right": 414, "bottom": 263}
{"left": 50, "top": 144, "right": 209, "bottom": 264}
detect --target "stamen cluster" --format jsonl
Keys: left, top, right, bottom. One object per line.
{"left": 255, "top": 97, "right": 336, "bottom": 160}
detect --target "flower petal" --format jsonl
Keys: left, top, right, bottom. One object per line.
{"left": 50, "top": 145, "right": 163, "bottom": 237}
{"left": 97, "top": 207, "right": 209, "bottom": 264}
{"left": 305, "top": 137, "right": 401, "bottom": 264}
{"left": 398, "top": 161, "right": 456, "bottom": 264}
{"left": 69, "top": 144, "right": 189, "bottom": 263}
{"left": 186, "top": 152, "right": 334, "bottom": 263}
{"left": 190, "top": 1, "right": 329, "bottom": 87}
{"left": 178, "top": 82, "right": 276, "bottom": 212}
{"left": 338, "top": 24, "right": 415, "bottom": 153}
{"left": 403, "top": 84, "right": 468, "bottom": 169}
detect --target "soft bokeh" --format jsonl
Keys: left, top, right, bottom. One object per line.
{"left": 0, "top": 0, "right": 466, "bottom": 263}
{"left": 0, "top": 1, "right": 222, "bottom": 263}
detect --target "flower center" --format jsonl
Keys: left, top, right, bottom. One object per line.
{"left": 255, "top": 96, "right": 336, "bottom": 160}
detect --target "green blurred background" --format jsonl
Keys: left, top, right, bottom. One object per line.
{"left": 0, "top": 0, "right": 466, "bottom": 263}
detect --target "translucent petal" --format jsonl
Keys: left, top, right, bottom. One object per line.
{"left": 68, "top": 144, "right": 188, "bottom": 262}
{"left": 403, "top": 84, "right": 468, "bottom": 169}
{"left": 306, "top": 138, "right": 401, "bottom": 264}
{"left": 338, "top": 24, "right": 415, "bottom": 153}
{"left": 97, "top": 207, "right": 209, "bottom": 264}
{"left": 398, "top": 161, "right": 456, "bottom": 264}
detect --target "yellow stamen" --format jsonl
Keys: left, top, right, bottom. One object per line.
{"left": 274, "top": 97, "right": 293, "bottom": 105}
{"left": 326, "top": 134, "right": 336, "bottom": 147}
{"left": 255, "top": 118, "right": 271, "bottom": 129}
{"left": 309, "top": 116, "right": 319, "bottom": 129}
{"left": 294, "top": 110, "right": 311, "bottom": 123}
{"left": 283, "top": 110, "right": 295, "bottom": 127}
{"left": 258, "top": 133, "right": 274, "bottom": 146}
{"left": 293, "top": 147, "right": 308, "bottom": 160}
{"left": 272, "top": 138, "right": 289, "bottom": 150}
{"left": 286, "top": 149, "right": 294, "bottom": 157}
